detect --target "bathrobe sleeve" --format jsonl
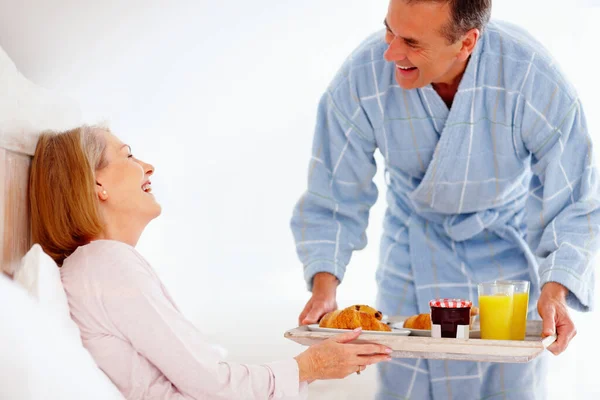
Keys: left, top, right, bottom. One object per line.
{"left": 289, "top": 61, "right": 379, "bottom": 291}
{"left": 518, "top": 68, "right": 600, "bottom": 311}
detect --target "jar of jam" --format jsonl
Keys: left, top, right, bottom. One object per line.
{"left": 429, "top": 299, "right": 472, "bottom": 339}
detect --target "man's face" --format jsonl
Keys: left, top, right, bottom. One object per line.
{"left": 384, "top": 0, "right": 465, "bottom": 90}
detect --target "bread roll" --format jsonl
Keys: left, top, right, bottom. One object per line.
{"left": 319, "top": 305, "right": 391, "bottom": 332}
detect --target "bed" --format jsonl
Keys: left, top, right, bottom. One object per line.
{"left": 0, "top": 46, "right": 126, "bottom": 399}
{"left": 0, "top": 141, "right": 30, "bottom": 275}
{"left": 0, "top": 45, "right": 80, "bottom": 275}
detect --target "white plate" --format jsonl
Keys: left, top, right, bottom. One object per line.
{"left": 307, "top": 324, "right": 411, "bottom": 336}
{"left": 388, "top": 322, "right": 432, "bottom": 337}
{"left": 388, "top": 321, "right": 480, "bottom": 338}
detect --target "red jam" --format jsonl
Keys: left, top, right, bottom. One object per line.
{"left": 429, "top": 299, "right": 472, "bottom": 339}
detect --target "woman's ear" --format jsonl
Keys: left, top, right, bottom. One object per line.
{"left": 96, "top": 182, "right": 108, "bottom": 201}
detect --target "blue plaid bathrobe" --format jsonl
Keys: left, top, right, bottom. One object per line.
{"left": 290, "top": 20, "right": 599, "bottom": 400}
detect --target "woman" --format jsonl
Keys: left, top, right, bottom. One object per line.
{"left": 29, "top": 125, "right": 393, "bottom": 400}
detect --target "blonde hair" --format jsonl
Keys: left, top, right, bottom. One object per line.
{"left": 30, "top": 125, "right": 109, "bottom": 265}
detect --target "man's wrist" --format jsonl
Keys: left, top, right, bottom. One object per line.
{"left": 542, "top": 281, "right": 569, "bottom": 300}
{"left": 312, "top": 272, "right": 339, "bottom": 293}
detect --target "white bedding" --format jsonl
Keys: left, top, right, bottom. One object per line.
{"left": 0, "top": 245, "right": 123, "bottom": 400}
{"left": 0, "top": 271, "right": 124, "bottom": 399}
{"left": 0, "top": 45, "right": 80, "bottom": 155}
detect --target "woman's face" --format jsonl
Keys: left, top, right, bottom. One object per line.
{"left": 95, "top": 131, "right": 161, "bottom": 224}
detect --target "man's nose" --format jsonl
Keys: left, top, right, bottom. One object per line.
{"left": 384, "top": 38, "right": 407, "bottom": 62}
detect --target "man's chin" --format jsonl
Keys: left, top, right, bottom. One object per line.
{"left": 394, "top": 78, "right": 426, "bottom": 91}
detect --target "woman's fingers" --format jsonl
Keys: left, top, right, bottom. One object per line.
{"left": 332, "top": 327, "right": 363, "bottom": 343}
{"left": 344, "top": 343, "right": 393, "bottom": 370}
{"left": 341, "top": 354, "right": 391, "bottom": 378}
{"left": 346, "top": 343, "right": 393, "bottom": 356}
{"left": 300, "top": 336, "right": 394, "bottom": 380}
{"left": 357, "top": 353, "right": 393, "bottom": 366}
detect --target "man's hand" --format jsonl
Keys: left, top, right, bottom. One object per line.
{"left": 298, "top": 272, "right": 339, "bottom": 326}
{"left": 537, "top": 282, "right": 576, "bottom": 355}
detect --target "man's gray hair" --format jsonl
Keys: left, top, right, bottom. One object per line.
{"left": 406, "top": 0, "right": 492, "bottom": 43}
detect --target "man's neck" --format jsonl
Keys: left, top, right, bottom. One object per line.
{"left": 432, "top": 58, "right": 469, "bottom": 108}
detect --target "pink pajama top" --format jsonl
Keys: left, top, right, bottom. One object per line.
{"left": 61, "top": 240, "right": 307, "bottom": 400}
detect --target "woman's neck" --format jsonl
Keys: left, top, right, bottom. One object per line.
{"left": 95, "top": 215, "right": 147, "bottom": 247}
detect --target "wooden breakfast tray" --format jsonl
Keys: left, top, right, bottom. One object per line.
{"left": 284, "top": 318, "right": 556, "bottom": 363}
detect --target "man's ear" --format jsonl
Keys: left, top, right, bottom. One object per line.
{"left": 457, "top": 28, "right": 480, "bottom": 62}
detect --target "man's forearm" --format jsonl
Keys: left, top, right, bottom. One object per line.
{"left": 312, "top": 272, "right": 339, "bottom": 294}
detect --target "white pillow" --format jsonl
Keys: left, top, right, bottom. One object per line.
{"left": 11, "top": 244, "right": 124, "bottom": 400}
{"left": 14, "top": 244, "right": 81, "bottom": 344}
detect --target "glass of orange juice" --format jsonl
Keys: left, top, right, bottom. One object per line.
{"left": 496, "top": 280, "right": 530, "bottom": 340}
{"left": 477, "top": 282, "right": 514, "bottom": 340}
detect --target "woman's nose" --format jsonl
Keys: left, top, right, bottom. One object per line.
{"left": 144, "top": 162, "right": 155, "bottom": 176}
{"left": 384, "top": 38, "right": 407, "bottom": 62}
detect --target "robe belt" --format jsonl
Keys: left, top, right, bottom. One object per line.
{"left": 406, "top": 195, "right": 541, "bottom": 289}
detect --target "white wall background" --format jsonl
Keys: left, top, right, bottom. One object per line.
{"left": 1, "top": 0, "right": 599, "bottom": 398}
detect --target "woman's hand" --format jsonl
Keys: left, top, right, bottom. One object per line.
{"left": 298, "top": 272, "right": 339, "bottom": 326}
{"left": 537, "top": 282, "right": 577, "bottom": 355}
{"left": 294, "top": 328, "right": 393, "bottom": 382}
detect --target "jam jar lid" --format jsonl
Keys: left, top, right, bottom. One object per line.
{"left": 429, "top": 299, "right": 472, "bottom": 308}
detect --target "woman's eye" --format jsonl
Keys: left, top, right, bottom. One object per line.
{"left": 128, "top": 154, "right": 133, "bottom": 158}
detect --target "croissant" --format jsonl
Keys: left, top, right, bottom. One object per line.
{"left": 403, "top": 307, "right": 480, "bottom": 330}
{"left": 403, "top": 313, "right": 432, "bottom": 330}
{"left": 319, "top": 305, "right": 391, "bottom": 332}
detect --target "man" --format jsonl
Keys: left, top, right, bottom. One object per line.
{"left": 290, "top": 0, "right": 598, "bottom": 398}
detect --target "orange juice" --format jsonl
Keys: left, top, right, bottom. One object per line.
{"left": 479, "top": 294, "right": 513, "bottom": 340}
{"left": 511, "top": 292, "right": 529, "bottom": 340}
